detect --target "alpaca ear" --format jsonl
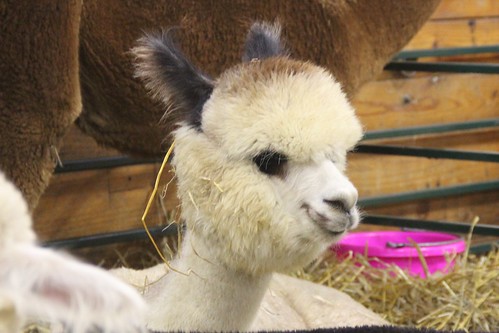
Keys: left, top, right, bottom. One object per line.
{"left": 133, "top": 29, "right": 214, "bottom": 130}
{"left": 0, "top": 246, "right": 146, "bottom": 332}
{"left": 242, "top": 22, "right": 288, "bottom": 62}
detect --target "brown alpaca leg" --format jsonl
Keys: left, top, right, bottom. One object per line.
{"left": 0, "top": 1, "right": 82, "bottom": 209}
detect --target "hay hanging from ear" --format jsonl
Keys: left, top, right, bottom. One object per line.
{"left": 141, "top": 140, "right": 190, "bottom": 275}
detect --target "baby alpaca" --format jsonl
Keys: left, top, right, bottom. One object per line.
{"left": 0, "top": 171, "right": 146, "bottom": 333}
{"left": 134, "top": 22, "right": 363, "bottom": 332}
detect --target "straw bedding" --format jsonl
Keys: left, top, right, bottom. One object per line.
{"left": 294, "top": 248, "right": 498, "bottom": 332}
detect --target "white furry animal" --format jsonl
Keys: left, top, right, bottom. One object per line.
{"left": 0, "top": 171, "right": 146, "bottom": 333}
{"left": 133, "top": 22, "right": 364, "bottom": 332}
{"left": 112, "top": 265, "right": 388, "bottom": 331}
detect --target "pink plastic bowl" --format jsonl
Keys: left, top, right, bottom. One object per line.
{"left": 334, "top": 231, "right": 466, "bottom": 278}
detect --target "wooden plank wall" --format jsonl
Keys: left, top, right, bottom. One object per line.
{"left": 352, "top": 0, "right": 499, "bottom": 230}
{"left": 34, "top": 0, "right": 498, "bottom": 246}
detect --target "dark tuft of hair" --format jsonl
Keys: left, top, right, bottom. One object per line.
{"left": 242, "top": 22, "right": 289, "bottom": 62}
{"left": 133, "top": 29, "right": 214, "bottom": 130}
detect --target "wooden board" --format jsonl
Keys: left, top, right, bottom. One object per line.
{"left": 432, "top": 0, "right": 499, "bottom": 19}
{"left": 365, "top": 190, "right": 498, "bottom": 226}
{"left": 34, "top": 164, "right": 178, "bottom": 240}
{"left": 353, "top": 73, "right": 499, "bottom": 131}
{"left": 405, "top": 17, "right": 499, "bottom": 49}
{"left": 349, "top": 152, "right": 498, "bottom": 197}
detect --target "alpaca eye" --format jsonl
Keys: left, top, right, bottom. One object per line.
{"left": 253, "top": 151, "right": 288, "bottom": 176}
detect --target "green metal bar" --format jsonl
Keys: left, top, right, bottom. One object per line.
{"left": 358, "top": 180, "right": 499, "bottom": 208}
{"left": 363, "top": 215, "right": 499, "bottom": 236}
{"left": 44, "top": 224, "right": 179, "bottom": 249}
{"left": 55, "top": 156, "right": 162, "bottom": 174}
{"left": 384, "top": 61, "right": 499, "bottom": 74}
{"left": 470, "top": 242, "right": 498, "bottom": 255}
{"left": 363, "top": 118, "right": 499, "bottom": 141}
{"left": 355, "top": 145, "right": 499, "bottom": 162}
{"left": 394, "top": 45, "right": 499, "bottom": 60}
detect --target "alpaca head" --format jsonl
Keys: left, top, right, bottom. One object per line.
{"left": 135, "top": 22, "right": 363, "bottom": 275}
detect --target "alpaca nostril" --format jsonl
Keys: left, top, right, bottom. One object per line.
{"left": 323, "top": 199, "right": 350, "bottom": 214}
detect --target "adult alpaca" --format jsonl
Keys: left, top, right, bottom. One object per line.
{"left": 134, "top": 22, "right": 363, "bottom": 332}
{"left": 0, "top": 1, "right": 440, "bottom": 210}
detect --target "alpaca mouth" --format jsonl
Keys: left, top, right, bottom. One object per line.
{"left": 302, "top": 203, "right": 348, "bottom": 236}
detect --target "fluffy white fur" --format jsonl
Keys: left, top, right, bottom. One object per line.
{"left": 203, "top": 60, "right": 362, "bottom": 163}
{"left": 135, "top": 22, "right": 365, "bottom": 332}
{"left": 112, "top": 266, "right": 388, "bottom": 331}
{"left": 0, "top": 171, "right": 146, "bottom": 333}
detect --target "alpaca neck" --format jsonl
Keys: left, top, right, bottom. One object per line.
{"left": 144, "top": 233, "right": 272, "bottom": 332}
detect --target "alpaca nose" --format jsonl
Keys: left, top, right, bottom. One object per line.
{"left": 323, "top": 187, "right": 358, "bottom": 215}
{"left": 323, "top": 199, "right": 351, "bottom": 214}
{"left": 323, "top": 191, "right": 358, "bottom": 230}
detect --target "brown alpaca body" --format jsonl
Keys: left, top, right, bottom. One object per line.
{"left": 0, "top": 0, "right": 440, "bottom": 209}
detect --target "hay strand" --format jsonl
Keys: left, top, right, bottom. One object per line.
{"left": 140, "top": 141, "right": 189, "bottom": 276}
